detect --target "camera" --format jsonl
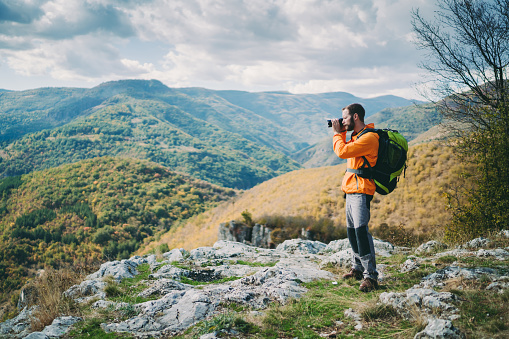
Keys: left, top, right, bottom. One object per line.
{"left": 327, "top": 118, "right": 343, "bottom": 128}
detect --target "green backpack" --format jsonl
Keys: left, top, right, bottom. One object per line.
{"left": 348, "top": 128, "right": 408, "bottom": 195}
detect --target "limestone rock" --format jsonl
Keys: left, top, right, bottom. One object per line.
{"left": 23, "top": 332, "right": 49, "bottom": 339}
{"left": 486, "top": 275, "right": 509, "bottom": 293}
{"left": 137, "top": 278, "right": 190, "bottom": 298}
{"left": 322, "top": 238, "right": 351, "bottom": 253}
{"left": 475, "top": 248, "right": 509, "bottom": 260}
{"left": 217, "top": 221, "right": 272, "bottom": 248}
{"left": 162, "top": 248, "right": 188, "bottom": 262}
{"left": 22, "top": 316, "right": 81, "bottom": 339}
{"left": 418, "top": 266, "right": 498, "bottom": 289}
{"left": 91, "top": 300, "right": 131, "bottom": 311}
{"left": 414, "top": 318, "right": 465, "bottom": 338}
{"left": 0, "top": 306, "right": 36, "bottom": 338}
{"left": 63, "top": 278, "right": 107, "bottom": 304}
{"left": 344, "top": 308, "right": 363, "bottom": 330}
{"left": 460, "top": 237, "right": 490, "bottom": 249}
{"left": 415, "top": 240, "right": 448, "bottom": 255}
{"left": 4, "top": 230, "right": 508, "bottom": 339}
{"left": 86, "top": 257, "right": 146, "bottom": 281}
{"left": 322, "top": 237, "right": 400, "bottom": 255}
{"left": 400, "top": 258, "right": 420, "bottom": 273}
{"left": 275, "top": 239, "right": 326, "bottom": 254}
{"left": 380, "top": 288, "right": 460, "bottom": 321}
{"left": 320, "top": 239, "right": 399, "bottom": 269}
{"left": 40, "top": 316, "right": 82, "bottom": 338}
{"left": 320, "top": 249, "right": 353, "bottom": 268}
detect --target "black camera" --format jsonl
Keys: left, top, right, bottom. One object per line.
{"left": 327, "top": 118, "right": 343, "bottom": 128}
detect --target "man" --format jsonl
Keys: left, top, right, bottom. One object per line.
{"left": 331, "top": 103, "right": 379, "bottom": 292}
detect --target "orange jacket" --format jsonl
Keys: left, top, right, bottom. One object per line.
{"left": 333, "top": 123, "right": 379, "bottom": 195}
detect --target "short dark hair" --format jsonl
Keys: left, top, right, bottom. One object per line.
{"left": 343, "top": 103, "right": 365, "bottom": 122}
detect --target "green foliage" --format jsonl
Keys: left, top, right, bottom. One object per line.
{"left": 68, "top": 318, "right": 133, "bottom": 338}
{"left": 158, "top": 243, "right": 170, "bottom": 253}
{"left": 240, "top": 209, "right": 253, "bottom": 226}
{"left": 445, "top": 106, "right": 509, "bottom": 242}
{"left": 15, "top": 208, "right": 56, "bottom": 229}
{"left": 231, "top": 260, "right": 277, "bottom": 267}
{"left": 0, "top": 157, "right": 232, "bottom": 303}
{"left": 0, "top": 96, "right": 300, "bottom": 189}
{"left": 361, "top": 304, "right": 399, "bottom": 322}
{"left": 0, "top": 175, "right": 22, "bottom": 199}
{"left": 179, "top": 276, "right": 241, "bottom": 286}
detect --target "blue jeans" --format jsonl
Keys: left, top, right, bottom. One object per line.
{"left": 345, "top": 193, "right": 378, "bottom": 280}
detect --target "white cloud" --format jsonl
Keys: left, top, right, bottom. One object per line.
{"left": 0, "top": 0, "right": 437, "bottom": 99}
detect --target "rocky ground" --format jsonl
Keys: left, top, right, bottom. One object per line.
{"left": 1, "top": 230, "right": 508, "bottom": 339}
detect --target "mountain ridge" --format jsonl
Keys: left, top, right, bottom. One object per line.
{"left": 0, "top": 79, "right": 426, "bottom": 187}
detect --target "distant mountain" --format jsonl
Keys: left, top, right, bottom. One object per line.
{"left": 0, "top": 79, "right": 423, "bottom": 187}
{"left": 369, "top": 103, "right": 441, "bottom": 141}
{"left": 187, "top": 88, "right": 421, "bottom": 147}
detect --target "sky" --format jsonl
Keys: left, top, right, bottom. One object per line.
{"left": 0, "top": 0, "right": 438, "bottom": 99}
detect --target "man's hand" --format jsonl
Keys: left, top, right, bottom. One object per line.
{"left": 332, "top": 119, "right": 346, "bottom": 134}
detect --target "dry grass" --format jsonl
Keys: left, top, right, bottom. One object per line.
{"left": 139, "top": 141, "right": 473, "bottom": 253}
{"left": 27, "top": 267, "right": 85, "bottom": 331}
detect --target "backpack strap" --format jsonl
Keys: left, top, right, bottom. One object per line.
{"left": 346, "top": 156, "right": 373, "bottom": 179}
{"left": 346, "top": 127, "right": 377, "bottom": 178}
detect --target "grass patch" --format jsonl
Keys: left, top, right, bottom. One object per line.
{"left": 170, "top": 261, "right": 192, "bottom": 270}
{"left": 67, "top": 317, "right": 133, "bottom": 338}
{"left": 231, "top": 260, "right": 277, "bottom": 267}
{"left": 435, "top": 255, "right": 457, "bottom": 265}
{"left": 455, "top": 289, "right": 509, "bottom": 338}
{"left": 179, "top": 276, "right": 241, "bottom": 286}
{"left": 192, "top": 311, "right": 259, "bottom": 337}
{"left": 381, "top": 266, "right": 437, "bottom": 292}
{"left": 454, "top": 256, "right": 507, "bottom": 269}
{"left": 361, "top": 303, "right": 399, "bottom": 322}
{"left": 258, "top": 280, "right": 411, "bottom": 338}
{"left": 105, "top": 264, "right": 156, "bottom": 304}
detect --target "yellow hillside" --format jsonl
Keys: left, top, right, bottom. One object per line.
{"left": 139, "top": 140, "right": 473, "bottom": 252}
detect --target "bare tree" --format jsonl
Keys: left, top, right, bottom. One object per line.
{"left": 412, "top": 0, "right": 509, "bottom": 239}
{"left": 412, "top": 0, "right": 509, "bottom": 129}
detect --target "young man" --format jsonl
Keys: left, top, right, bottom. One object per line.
{"left": 331, "top": 103, "right": 379, "bottom": 292}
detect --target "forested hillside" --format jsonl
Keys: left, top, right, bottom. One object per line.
{"left": 141, "top": 140, "right": 473, "bottom": 253}
{"left": 0, "top": 97, "right": 299, "bottom": 189}
{"left": 0, "top": 157, "right": 233, "bottom": 304}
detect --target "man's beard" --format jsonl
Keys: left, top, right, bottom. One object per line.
{"left": 346, "top": 121, "right": 355, "bottom": 131}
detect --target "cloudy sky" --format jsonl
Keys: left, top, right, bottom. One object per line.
{"left": 0, "top": 0, "right": 437, "bottom": 99}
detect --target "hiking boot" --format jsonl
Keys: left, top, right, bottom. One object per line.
{"left": 359, "top": 278, "right": 378, "bottom": 292}
{"left": 342, "top": 269, "right": 363, "bottom": 280}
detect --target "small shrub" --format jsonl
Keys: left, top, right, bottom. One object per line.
{"left": 158, "top": 243, "right": 170, "bottom": 253}
{"left": 371, "top": 223, "right": 429, "bottom": 247}
{"left": 104, "top": 283, "right": 122, "bottom": 298}
{"left": 361, "top": 303, "right": 399, "bottom": 322}
{"left": 194, "top": 312, "right": 236, "bottom": 336}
